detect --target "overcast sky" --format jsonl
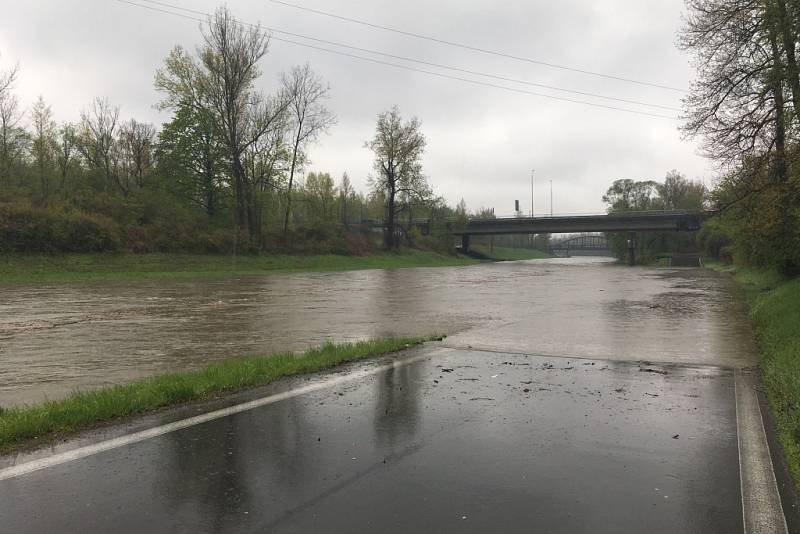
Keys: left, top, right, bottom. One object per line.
{"left": 0, "top": 0, "right": 712, "bottom": 215}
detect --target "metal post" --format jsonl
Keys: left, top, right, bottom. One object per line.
{"left": 531, "top": 169, "right": 535, "bottom": 217}
{"left": 550, "top": 180, "right": 553, "bottom": 217}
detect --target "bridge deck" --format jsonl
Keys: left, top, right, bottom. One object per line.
{"left": 453, "top": 212, "right": 705, "bottom": 235}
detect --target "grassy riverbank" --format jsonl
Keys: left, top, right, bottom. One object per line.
{"left": 713, "top": 263, "right": 800, "bottom": 484}
{"left": 470, "top": 245, "right": 552, "bottom": 261}
{"left": 0, "top": 250, "right": 479, "bottom": 284}
{"left": 0, "top": 337, "right": 437, "bottom": 453}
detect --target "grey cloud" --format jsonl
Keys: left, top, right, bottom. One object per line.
{"left": 0, "top": 0, "right": 707, "bottom": 214}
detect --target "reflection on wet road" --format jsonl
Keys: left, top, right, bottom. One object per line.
{"left": 0, "top": 257, "right": 755, "bottom": 405}
{"left": 0, "top": 348, "right": 742, "bottom": 533}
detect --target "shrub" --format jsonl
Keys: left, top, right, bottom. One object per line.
{"left": 0, "top": 202, "right": 120, "bottom": 253}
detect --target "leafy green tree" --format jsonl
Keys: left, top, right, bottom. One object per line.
{"left": 680, "top": 0, "right": 800, "bottom": 272}
{"left": 367, "top": 106, "right": 428, "bottom": 248}
{"left": 602, "top": 179, "right": 659, "bottom": 212}
{"left": 304, "top": 171, "right": 337, "bottom": 228}
{"left": 602, "top": 173, "right": 706, "bottom": 262}
{"left": 656, "top": 170, "right": 706, "bottom": 210}
{"left": 157, "top": 104, "right": 226, "bottom": 217}
{"left": 155, "top": 7, "right": 290, "bottom": 243}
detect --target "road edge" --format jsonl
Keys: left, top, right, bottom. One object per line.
{"left": 736, "top": 367, "right": 788, "bottom": 533}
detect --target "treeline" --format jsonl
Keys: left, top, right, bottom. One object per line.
{"left": 0, "top": 8, "right": 456, "bottom": 255}
{"left": 680, "top": 0, "right": 800, "bottom": 274}
{"left": 601, "top": 171, "right": 706, "bottom": 262}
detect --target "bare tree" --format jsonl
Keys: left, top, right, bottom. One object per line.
{"left": 0, "top": 60, "right": 18, "bottom": 99}
{"left": 56, "top": 123, "right": 78, "bottom": 195}
{"left": 0, "top": 61, "right": 24, "bottom": 186}
{"left": 118, "top": 119, "right": 156, "bottom": 191}
{"left": 281, "top": 63, "right": 335, "bottom": 236}
{"left": 367, "top": 106, "right": 428, "bottom": 249}
{"left": 77, "top": 97, "right": 119, "bottom": 193}
{"left": 30, "top": 96, "right": 57, "bottom": 202}
{"left": 242, "top": 109, "right": 291, "bottom": 231}
{"left": 679, "top": 0, "right": 793, "bottom": 179}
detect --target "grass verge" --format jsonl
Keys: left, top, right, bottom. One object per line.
{"left": 709, "top": 263, "right": 800, "bottom": 485}
{"left": 0, "top": 336, "right": 438, "bottom": 453}
{"left": 470, "top": 245, "right": 553, "bottom": 261}
{"left": 0, "top": 250, "right": 478, "bottom": 284}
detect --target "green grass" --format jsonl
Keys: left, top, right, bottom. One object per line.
{"left": 470, "top": 245, "right": 553, "bottom": 261}
{"left": 0, "top": 250, "right": 478, "bottom": 284}
{"left": 0, "top": 336, "right": 439, "bottom": 452}
{"left": 709, "top": 264, "right": 800, "bottom": 485}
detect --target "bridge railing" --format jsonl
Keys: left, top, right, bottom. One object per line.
{"left": 359, "top": 210, "right": 708, "bottom": 226}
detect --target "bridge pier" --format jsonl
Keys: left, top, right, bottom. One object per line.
{"left": 627, "top": 231, "right": 636, "bottom": 266}
{"left": 461, "top": 234, "right": 471, "bottom": 253}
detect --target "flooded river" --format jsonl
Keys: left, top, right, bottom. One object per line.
{"left": 0, "top": 257, "right": 756, "bottom": 406}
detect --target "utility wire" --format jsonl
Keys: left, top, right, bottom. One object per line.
{"left": 115, "top": 0, "right": 677, "bottom": 119}
{"left": 268, "top": 0, "right": 687, "bottom": 93}
{"left": 137, "top": 0, "right": 679, "bottom": 111}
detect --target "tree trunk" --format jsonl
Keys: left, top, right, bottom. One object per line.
{"left": 775, "top": 0, "right": 800, "bottom": 117}
{"left": 247, "top": 184, "right": 261, "bottom": 245}
{"left": 386, "top": 179, "right": 397, "bottom": 249}
{"left": 283, "top": 139, "right": 301, "bottom": 238}
{"left": 769, "top": 22, "right": 788, "bottom": 181}
{"left": 231, "top": 153, "right": 249, "bottom": 235}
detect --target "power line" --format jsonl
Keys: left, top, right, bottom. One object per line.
{"left": 268, "top": 0, "right": 687, "bottom": 93}
{"left": 137, "top": 0, "right": 679, "bottom": 111}
{"left": 114, "top": 0, "right": 677, "bottom": 119}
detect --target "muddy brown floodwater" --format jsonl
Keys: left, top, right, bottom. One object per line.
{"left": 0, "top": 257, "right": 756, "bottom": 406}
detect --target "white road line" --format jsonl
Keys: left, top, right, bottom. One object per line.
{"left": 0, "top": 351, "right": 438, "bottom": 482}
{"left": 735, "top": 368, "right": 788, "bottom": 533}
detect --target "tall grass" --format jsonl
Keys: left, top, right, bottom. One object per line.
{"left": 0, "top": 337, "right": 437, "bottom": 452}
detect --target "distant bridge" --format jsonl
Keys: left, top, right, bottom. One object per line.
{"left": 548, "top": 234, "right": 612, "bottom": 257}
{"left": 452, "top": 211, "right": 706, "bottom": 237}
{"left": 362, "top": 210, "right": 707, "bottom": 235}
{"left": 360, "top": 210, "right": 709, "bottom": 264}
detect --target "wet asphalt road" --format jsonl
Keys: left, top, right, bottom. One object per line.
{"left": 1, "top": 347, "right": 742, "bottom": 533}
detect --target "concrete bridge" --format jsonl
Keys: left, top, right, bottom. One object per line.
{"left": 454, "top": 211, "right": 704, "bottom": 236}
{"left": 453, "top": 210, "right": 706, "bottom": 253}
{"left": 361, "top": 210, "right": 709, "bottom": 264}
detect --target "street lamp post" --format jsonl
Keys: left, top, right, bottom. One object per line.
{"left": 549, "top": 180, "right": 553, "bottom": 217}
{"left": 531, "top": 169, "right": 535, "bottom": 218}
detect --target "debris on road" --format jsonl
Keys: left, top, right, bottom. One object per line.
{"left": 639, "top": 367, "right": 669, "bottom": 375}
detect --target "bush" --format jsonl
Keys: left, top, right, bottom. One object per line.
{"left": 0, "top": 202, "right": 120, "bottom": 253}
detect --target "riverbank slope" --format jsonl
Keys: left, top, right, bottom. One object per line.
{"left": 0, "top": 250, "right": 479, "bottom": 284}
{"left": 714, "top": 264, "right": 800, "bottom": 485}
